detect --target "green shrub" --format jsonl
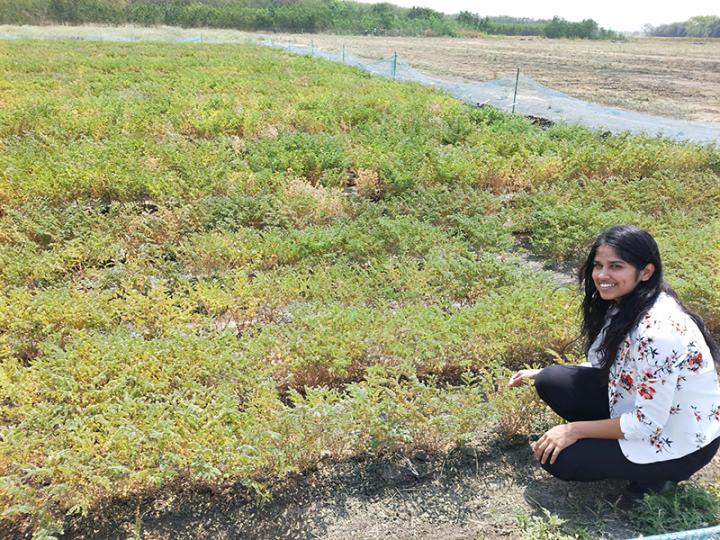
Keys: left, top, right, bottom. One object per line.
{"left": 629, "top": 484, "right": 720, "bottom": 535}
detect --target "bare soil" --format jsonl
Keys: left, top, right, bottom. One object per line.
{"left": 266, "top": 33, "right": 720, "bottom": 123}
{"left": 51, "top": 436, "right": 720, "bottom": 539}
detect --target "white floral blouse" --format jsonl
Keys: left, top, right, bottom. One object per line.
{"left": 589, "top": 292, "right": 720, "bottom": 464}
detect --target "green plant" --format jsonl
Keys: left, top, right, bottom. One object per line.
{"left": 628, "top": 483, "right": 720, "bottom": 535}
{"left": 517, "top": 508, "right": 592, "bottom": 539}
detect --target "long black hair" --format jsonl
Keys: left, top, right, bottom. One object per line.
{"left": 579, "top": 224, "right": 719, "bottom": 379}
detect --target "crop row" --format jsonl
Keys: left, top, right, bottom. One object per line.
{"left": 2, "top": 42, "right": 716, "bottom": 204}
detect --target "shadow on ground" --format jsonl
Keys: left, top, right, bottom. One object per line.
{"left": 59, "top": 435, "right": 654, "bottom": 539}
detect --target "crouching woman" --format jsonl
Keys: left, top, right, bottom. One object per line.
{"left": 509, "top": 224, "right": 720, "bottom": 495}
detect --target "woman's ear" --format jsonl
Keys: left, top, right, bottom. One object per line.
{"left": 640, "top": 263, "right": 656, "bottom": 282}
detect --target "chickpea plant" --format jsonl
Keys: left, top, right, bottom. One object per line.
{"left": 1, "top": 39, "right": 718, "bottom": 537}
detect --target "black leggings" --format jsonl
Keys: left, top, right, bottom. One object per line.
{"left": 534, "top": 364, "right": 720, "bottom": 483}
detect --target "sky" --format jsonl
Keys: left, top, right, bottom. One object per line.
{"left": 354, "top": 0, "right": 719, "bottom": 33}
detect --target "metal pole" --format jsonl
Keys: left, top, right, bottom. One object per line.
{"left": 342, "top": 45, "right": 346, "bottom": 64}
{"left": 512, "top": 68, "right": 520, "bottom": 114}
{"left": 392, "top": 51, "right": 397, "bottom": 79}
{"left": 310, "top": 41, "right": 314, "bottom": 57}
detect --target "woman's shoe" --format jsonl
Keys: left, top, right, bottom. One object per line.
{"left": 625, "top": 480, "right": 676, "bottom": 501}
{"left": 611, "top": 480, "right": 677, "bottom": 510}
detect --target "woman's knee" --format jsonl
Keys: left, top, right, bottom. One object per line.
{"left": 540, "top": 449, "right": 596, "bottom": 482}
{"left": 540, "top": 439, "right": 622, "bottom": 482}
{"left": 534, "top": 364, "right": 563, "bottom": 401}
{"left": 540, "top": 460, "right": 577, "bottom": 482}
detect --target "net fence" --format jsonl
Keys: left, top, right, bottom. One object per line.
{"left": 1, "top": 25, "right": 718, "bottom": 145}
{"left": 264, "top": 40, "right": 720, "bottom": 146}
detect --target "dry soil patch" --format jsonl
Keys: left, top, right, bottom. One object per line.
{"left": 266, "top": 33, "right": 720, "bottom": 123}
{"left": 59, "top": 437, "right": 720, "bottom": 539}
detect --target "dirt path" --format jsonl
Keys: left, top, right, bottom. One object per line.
{"left": 63, "top": 435, "right": 720, "bottom": 539}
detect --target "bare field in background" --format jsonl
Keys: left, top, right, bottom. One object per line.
{"left": 2, "top": 25, "right": 719, "bottom": 122}
{"left": 271, "top": 33, "right": 720, "bottom": 123}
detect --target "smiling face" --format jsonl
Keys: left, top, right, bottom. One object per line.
{"left": 591, "top": 244, "right": 655, "bottom": 303}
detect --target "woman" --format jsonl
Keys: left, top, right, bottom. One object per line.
{"left": 509, "top": 224, "right": 720, "bottom": 496}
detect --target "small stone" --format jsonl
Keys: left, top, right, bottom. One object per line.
{"left": 413, "top": 450, "right": 429, "bottom": 462}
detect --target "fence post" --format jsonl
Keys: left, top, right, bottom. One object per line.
{"left": 342, "top": 45, "right": 346, "bottom": 64}
{"left": 512, "top": 68, "right": 520, "bottom": 114}
{"left": 392, "top": 51, "right": 397, "bottom": 80}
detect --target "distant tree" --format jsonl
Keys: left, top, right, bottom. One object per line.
{"left": 407, "top": 6, "right": 442, "bottom": 20}
{"left": 1, "top": 0, "right": 622, "bottom": 39}
{"left": 650, "top": 16, "right": 720, "bottom": 37}
{"left": 577, "top": 19, "right": 598, "bottom": 39}
{"left": 712, "top": 18, "right": 720, "bottom": 37}
{"left": 456, "top": 11, "right": 491, "bottom": 31}
{"left": 0, "top": 0, "right": 51, "bottom": 23}
{"left": 49, "top": 0, "right": 79, "bottom": 23}
{"left": 371, "top": 2, "right": 393, "bottom": 14}
{"left": 543, "top": 16, "right": 565, "bottom": 38}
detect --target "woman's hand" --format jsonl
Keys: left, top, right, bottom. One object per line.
{"left": 532, "top": 424, "right": 579, "bottom": 465}
{"left": 508, "top": 368, "right": 542, "bottom": 387}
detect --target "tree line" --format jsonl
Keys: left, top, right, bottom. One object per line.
{"left": 0, "top": 0, "right": 622, "bottom": 39}
{"left": 456, "top": 13, "right": 618, "bottom": 39}
{"left": 646, "top": 16, "right": 720, "bottom": 38}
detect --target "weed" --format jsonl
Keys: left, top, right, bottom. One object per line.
{"left": 517, "top": 508, "right": 593, "bottom": 539}
{"left": 628, "top": 483, "right": 720, "bottom": 535}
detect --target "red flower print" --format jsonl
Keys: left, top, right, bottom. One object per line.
{"left": 620, "top": 372, "right": 634, "bottom": 391}
{"left": 638, "top": 383, "right": 656, "bottom": 400}
{"left": 649, "top": 428, "right": 672, "bottom": 453}
{"left": 687, "top": 352, "right": 704, "bottom": 372}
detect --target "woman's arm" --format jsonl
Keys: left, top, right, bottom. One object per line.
{"left": 571, "top": 417, "right": 624, "bottom": 439}
{"left": 614, "top": 329, "right": 685, "bottom": 442}
{"left": 533, "top": 418, "right": 624, "bottom": 465}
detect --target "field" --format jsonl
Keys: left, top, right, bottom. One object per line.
{"left": 0, "top": 36, "right": 719, "bottom": 538}
{"left": 273, "top": 33, "right": 720, "bottom": 123}
{"left": 3, "top": 25, "right": 720, "bottom": 122}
